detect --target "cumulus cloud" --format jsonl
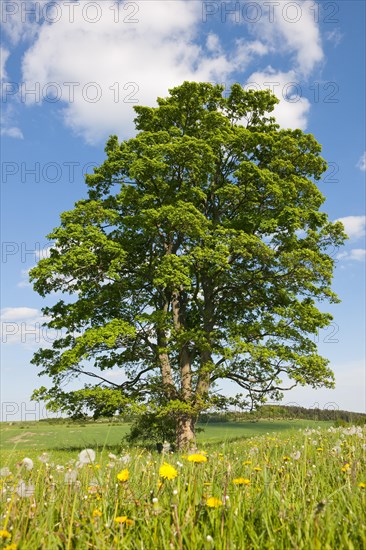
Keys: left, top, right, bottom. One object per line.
{"left": 336, "top": 216, "right": 366, "bottom": 239}
{"left": 16, "top": 0, "right": 324, "bottom": 143}
{"left": 356, "top": 152, "right": 366, "bottom": 171}
{"left": 21, "top": 0, "right": 236, "bottom": 142}
{"left": 0, "top": 0, "right": 50, "bottom": 45}
{"left": 252, "top": 0, "right": 323, "bottom": 76}
{"left": 245, "top": 68, "right": 311, "bottom": 129}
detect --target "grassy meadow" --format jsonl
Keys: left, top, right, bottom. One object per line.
{"left": 0, "top": 419, "right": 365, "bottom": 549}
{"left": 0, "top": 419, "right": 332, "bottom": 452}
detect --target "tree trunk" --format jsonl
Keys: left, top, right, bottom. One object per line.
{"left": 176, "top": 414, "right": 196, "bottom": 451}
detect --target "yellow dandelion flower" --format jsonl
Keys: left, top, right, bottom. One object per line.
{"left": 206, "top": 497, "right": 223, "bottom": 508}
{"left": 358, "top": 482, "right": 366, "bottom": 488}
{"left": 159, "top": 462, "right": 178, "bottom": 480}
{"left": 117, "top": 469, "right": 129, "bottom": 482}
{"left": 115, "top": 516, "right": 127, "bottom": 523}
{"left": 187, "top": 454, "right": 207, "bottom": 463}
{"left": 4, "top": 545, "right": 17, "bottom": 550}
{"left": 92, "top": 509, "right": 102, "bottom": 518}
{"left": 243, "top": 460, "right": 252, "bottom": 465}
{"left": 316, "top": 448, "right": 323, "bottom": 452}
{"left": 341, "top": 463, "right": 350, "bottom": 473}
{"left": 283, "top": 456, "right": 291, "bottom": 461}
{"left": 233, "top": 478, "right": 251, "bottom": 485}
{"left": 0, "top": 531, "right": 11, "bottom": 539}
{"left": 253, "top": 467, "right": 262, "bottom": 472}
{"left": 115, "top": 516, "right": 133, "bottom": 525}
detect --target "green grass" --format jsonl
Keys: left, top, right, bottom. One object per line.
{"left": 0, "top": 423, "right": 365, "bottom": 549}
{"left": 0, "top": 419, "right": 332, "bottom": 453}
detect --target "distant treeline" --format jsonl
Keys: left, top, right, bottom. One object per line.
{"left": 36, "top": 404, "right": 366, "bottom": 426}
{"left": 199, "top": 405, "right": 366, "bottom": 425}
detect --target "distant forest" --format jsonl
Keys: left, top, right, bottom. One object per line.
{"left": 36, "top": 404, "right": 366, "bottom": 425}
{"left": 199, "top": 405, "right": 366, "bottom": 425}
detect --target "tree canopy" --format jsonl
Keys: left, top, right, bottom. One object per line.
{"left": 30, "top": 81, "right": 346, "bottom": 448}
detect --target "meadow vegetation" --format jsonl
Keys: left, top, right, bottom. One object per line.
{"left": 0, "top": 422, "right": 365, "bottom": 549}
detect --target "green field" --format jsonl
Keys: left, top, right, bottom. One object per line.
{"left": 1, "top": 419, "right": 365, "bottom": 549}
{"left": 0, "top": 419, "right": 332, "bottom": 453}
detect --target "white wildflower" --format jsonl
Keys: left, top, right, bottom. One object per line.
{"left": 21, "top": 458, "right": 34, "bottom": 471}
{"left": 38, "top": 453, "right": 50, "bottom": 463}
{"left": 64, "top": 470, "right": 78, "bottom": 484}
{"left": 0, "top": 467, "right": 12, "bottom": 477}
{"left": 108, "top": 453, "right": 117, "bottom": 460}
{"left": 78, "top": 449, "right": 96, "bottom": 464}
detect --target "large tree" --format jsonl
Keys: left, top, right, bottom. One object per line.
{"left": 30, "top": 82, "right": 346, "bottom": 449}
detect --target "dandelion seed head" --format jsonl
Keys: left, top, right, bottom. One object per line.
{"left": 21, "top": 458, "right": 34, "bottom": 471}
{"left": 78, "top": 449, "right": 96, "bottom": 465}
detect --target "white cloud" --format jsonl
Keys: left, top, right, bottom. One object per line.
{"left": 0, "top": 47, "right": 10, "bottom": 80}
{"left": 252, "top": 0, "right": 323, "bottom": 76}
{"left": 1, "top": 126, "right": 24, "bottom": 139}
{"left": 0, "top": 0, "right": 49, "bottom": 45}
{"left": 1, "top": 307, "right": 40, "bottom": 321}
{"left": 17, "top": 0, "right": 323, "bottom": 142}
{"left": 336, "top": 216, "right": 366, "bottom": 239}
{"left": 336, "top": 249, "right": 366, "bottom": 262}
{"left": 206, "top": 33, "right": 221, "bottom": 53}
{"left": 0, "top": 47, "right": 24, "bottom": 138}
{"left": 325, "top": 29, "right": 343, "bottom": 47}
{"left": 356, "top": 152, "right": 366, "bottom": 171}
{"left": 21, "top": 0, "right": 236, "bottom": 143}
{"left": 0, "top": 307, "right": 55, "bottom": 348}
{"left": 348, "top": 249, "right": 366, "bottom": 262}
{"left": 245, "top": 68, "right": 311, "bottom": 129}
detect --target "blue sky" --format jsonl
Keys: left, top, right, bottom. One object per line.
{"left": 1, "top": 0, "right": 365, "bottom": 420}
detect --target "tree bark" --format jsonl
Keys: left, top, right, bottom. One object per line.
{"left": 157, "top": 300, "right": 175, "bottom": 394}
{"left": 172, "top": 290, "right": 192, "bottom": 400}
{"left": 195, "top": 277, "right": 214, "bottom": 404}
{"left": 176, "top": 414, "right": 196, "bottom": 450}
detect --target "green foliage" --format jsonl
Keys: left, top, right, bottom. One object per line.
{"left": 125, "top": 412, "right": 177, "bottom": 446}
{"left": 29, "top": 81, "right": 347, "bottom": 445}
